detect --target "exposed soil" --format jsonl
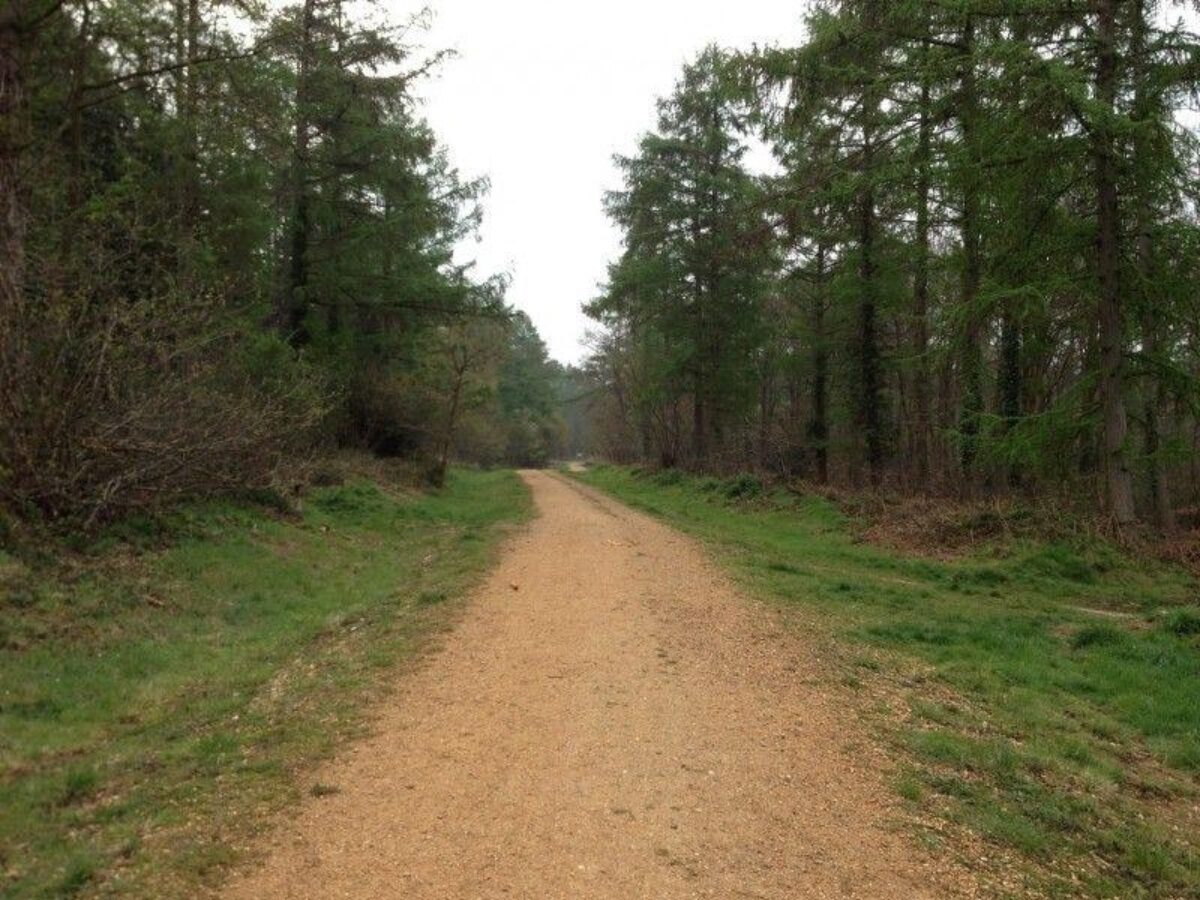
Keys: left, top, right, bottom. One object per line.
{"left": 223, "top": 471, "right": 977, "bottom": 899}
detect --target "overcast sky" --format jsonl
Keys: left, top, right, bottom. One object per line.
{"left": 412, "top": 1, "right": 806, "bottom": 364}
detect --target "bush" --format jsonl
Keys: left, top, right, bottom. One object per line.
{"left": 342, "top": 366, "right": 430, "bottom": 459}
{"left": 0, "top": 288, "right": 328, "bottom": 529}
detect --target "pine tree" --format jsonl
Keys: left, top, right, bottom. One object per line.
{"left": 590, "top": 47, "right": 771, "bottom": 467}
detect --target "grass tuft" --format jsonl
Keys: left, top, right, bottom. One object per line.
{"left": 723, "top": 473, "right": 763, "bottom": 500}
{"left": 1161, "top": 605, "right": 1200, "bottom": 637}
{"left": 56, "top": 856, "right": 98, "bottom": 896}
{"left": 57, "top": 767, "right": 101, "bottom": 807}
{"left": 1070, "top": 623, "right": 1128, "bottom": 650}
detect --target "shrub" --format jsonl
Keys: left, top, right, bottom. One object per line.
{"left": 0, "top": 288, "right": 328, "bottom": 529}
{"left": 341, "top": 366, "right": 429, "bottom": 460}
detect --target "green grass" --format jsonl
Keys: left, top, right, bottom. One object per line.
{"left": 573, "top": 464, "right": 1200, "bottom": 898}
{"left": 0, "top": 469, "right": 530, "bottom": 898}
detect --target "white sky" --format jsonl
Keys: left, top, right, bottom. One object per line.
{"left": 411, "top": 0, "right": 807, "bottom": 364}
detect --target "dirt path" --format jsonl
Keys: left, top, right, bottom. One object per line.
{"left": 224, "top": 471, "right": 974, "bottom": 899}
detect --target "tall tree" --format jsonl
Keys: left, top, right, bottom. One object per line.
{"left": 590, "top": 47, "right": 771, "bottom": 468}
{"left": 584, "top": 0, "right": 1200, "bottom": 526}
{"left": 1090, "top": 0, "right": 1137, "bottom": 523}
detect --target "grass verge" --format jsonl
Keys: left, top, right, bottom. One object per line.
{"left": 0, "top": 469, "right": 530, "bottom": 898}
{"left": 572, "top": 464, "right": 1200, "bottom": 898}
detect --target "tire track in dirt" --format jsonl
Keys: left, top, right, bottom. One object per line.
{"left": 223, "top": 470, "right": 977, "bottom": 899}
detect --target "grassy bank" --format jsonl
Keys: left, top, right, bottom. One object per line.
{"left": 0, "top": 469, "right": 530, "bottom": 898}
{"left": 572, "top": 464, "right": 1200, "bottom": 898}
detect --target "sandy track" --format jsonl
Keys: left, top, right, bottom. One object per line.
{"left": 224, "top": 471, "right": 973, "bottom": 899}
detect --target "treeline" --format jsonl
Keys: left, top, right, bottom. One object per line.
{"left": 581, "top": 0, "right": 1200, "bottom": 527}
{"left": 0, "top": 0, "right": 564, "bottom": 528}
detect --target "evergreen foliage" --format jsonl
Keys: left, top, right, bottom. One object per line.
{"left": 0, "top": 0, "right": 564, "bottom": 525}
{"left": 583, "top": 2, "right": 1200, "bottom": 526}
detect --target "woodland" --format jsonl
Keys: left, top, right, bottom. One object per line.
{"left": 581, "top": 0, "right": 1200, "bottom": 529}
{"left": 0, "top": 0, "right": 567, "bottom": 530}
{"left": 3, "top": 3, "right": 1200, "bottom": 896}
{"left": 2, "top": 0, "right": 1199, "bottom": 530}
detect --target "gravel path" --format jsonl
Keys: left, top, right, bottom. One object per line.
{"left": 223, "top": 471, "right": 974, "bottom": 899}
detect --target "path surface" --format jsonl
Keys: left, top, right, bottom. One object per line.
{"left": 224, "top": 471, "right": 973, "bottom": 899}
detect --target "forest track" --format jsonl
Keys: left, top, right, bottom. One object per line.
{"left": 223, "top": 471, "right": 976, "bottom": 899}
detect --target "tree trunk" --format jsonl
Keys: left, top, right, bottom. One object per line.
{"left": 957, "top": 16, "right": 984, "bottom": 491}
{"left": 1141, "top": 320, "right": 1174, "bottom": 530}
{"left": 911, "top": 41, "right": 933, "bottom": 490}
{"left": 183, "top": 0, "right": 200, "bottom": 220}
{"left": 1092, "top": 0, "right": 1136, "bottom": 524}
{"left": 172, "top": 0, "right": 201, "bottom": 278}
{"left": 757, "top": 366, "right": 774, "bottom": 471}
{"left": 999, "top": 313, "right": 1021, "bottom": 434}
{"left": 692, "top": 376, "right": 708, "bottom": 465}
{"left": 858, "top": 4, "right": 884, "bottom": 489}
{"left": 999, "top": 17, "right": 1031, "bottom": 487}
{"left": 809, "top": 243, "right": 829, "bottom": 484}
{"left": 435, "top": 352, "right": 468, "bottom": 488}
{"left": 0, "top": 2, "right": 26, "bottom": 318}
{"left": 1132, "top": 0, "right": 1174, "bottom": 531}
{"left": 665, "top": 401, "right": 681, "bottom": 468}
{"left": 858, "top": 182, "right": 882, "bottom": 488}
{"left": 64, "top": 2, "right": 91, "bottom": 214}
{"left": 283, "top": 0, "right": 316, "bottom": 347}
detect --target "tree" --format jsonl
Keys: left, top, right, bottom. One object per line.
{"left": 584, "top": 0, "right": 1200, "bottom": 526}
{"left": 590, "top": 47, "right": 772, "bottom": 468}
{"left": 0, "top": 0, "right": 561, "bottom": 524}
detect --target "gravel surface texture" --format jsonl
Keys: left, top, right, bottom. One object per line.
{"left": 224, "top": 471, "right": 976, "bottom": 899}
